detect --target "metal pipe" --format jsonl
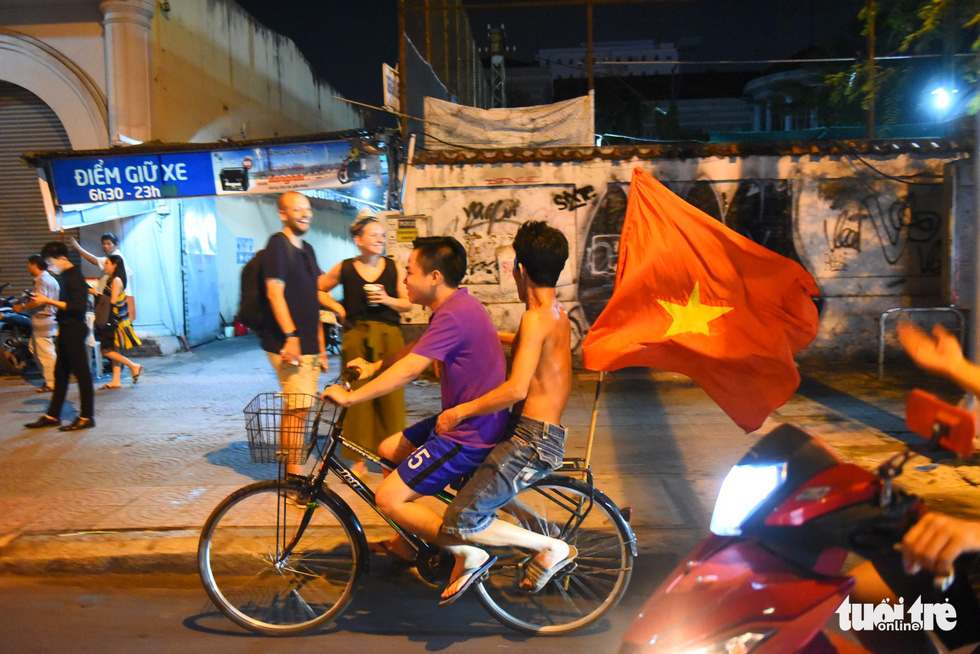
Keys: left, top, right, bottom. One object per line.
{"left": 584, "top": 370, "right": 604, "bottom": 471}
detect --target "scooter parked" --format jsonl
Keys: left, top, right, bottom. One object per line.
{"left": 619, "top": 389, "right": 979, "bottom": 654}
{"left": 0, "top": 283, "right": 34, "bottom": 375}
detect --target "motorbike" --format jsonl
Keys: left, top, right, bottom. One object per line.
{"left": 0, "top": 283, "right": 35, "bottom": 375}
{"left": 336, "top": 155, "right": 367, "bottom": 184}
{"left": 619, "top": 389, "right": 980, "bottom": 654}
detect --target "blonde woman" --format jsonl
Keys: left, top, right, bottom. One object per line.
{"left": 319, "top": 214, "right": 410, "bottom": 476}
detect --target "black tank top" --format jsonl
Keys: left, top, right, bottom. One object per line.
{"left": 340, "top": 257, "right": 400, "bottom": 325}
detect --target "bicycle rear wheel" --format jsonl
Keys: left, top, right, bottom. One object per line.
{"left": 198, "top": 480, "right": 361, "bottom": 635}
{"left": 474, "top": 475, "right": 634, "bottom": 635}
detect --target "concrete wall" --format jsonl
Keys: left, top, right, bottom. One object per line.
{"left": 150, "top": 1, "right": 360, "bottom": 143}
{"left": 402, "top": 151, "right": 961, "bottom": 362}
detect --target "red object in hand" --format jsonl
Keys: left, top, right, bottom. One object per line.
{"left": 233, "top": 319, "right": 248, "bottom": 336}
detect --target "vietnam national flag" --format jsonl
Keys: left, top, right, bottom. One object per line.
{"left": 581, "top": 168, "right": 820, "bottom": 433}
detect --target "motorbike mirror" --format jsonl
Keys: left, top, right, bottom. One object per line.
{"left": 906, "top": 389, "right": 975, "bottom": 458}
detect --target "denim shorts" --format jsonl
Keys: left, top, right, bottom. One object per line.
{"left": 396, "top": 416, "right": 492, "bottom": 497}
{"left": 442, "top": 416, "right": 566, "bottom": 536}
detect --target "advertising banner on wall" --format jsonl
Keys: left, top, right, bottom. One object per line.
{"left": 46, "top": 139, "right": 382, "bottom": 207}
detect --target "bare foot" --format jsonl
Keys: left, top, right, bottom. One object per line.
{"left": 351, "top": 461, "right": 368, "bottom": 477}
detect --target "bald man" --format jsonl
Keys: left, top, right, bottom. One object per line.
{"left": 263, "top": 192, "right": 327, "bottom": 477}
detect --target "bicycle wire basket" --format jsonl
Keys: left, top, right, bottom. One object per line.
{"left": 243, "top": 393, "right": 328, "bottom": 464}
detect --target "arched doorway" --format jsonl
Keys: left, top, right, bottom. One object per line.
{"left": 0, "top": 81, "right": 73, "bottom": 291}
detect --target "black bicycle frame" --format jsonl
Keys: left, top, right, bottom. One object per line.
{"left": 276, "top": 399, "right": 453, "bottom": 562}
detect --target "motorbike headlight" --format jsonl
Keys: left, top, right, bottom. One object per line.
{"left": 709, "top": 463, "right": 786, "bottom": 536}
{"left": 684, "top": 630, "right": 773, "bottom": 654}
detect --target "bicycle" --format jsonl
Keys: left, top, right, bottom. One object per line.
{"left": 198, "top": 367, "right": 636, "bottom": 636}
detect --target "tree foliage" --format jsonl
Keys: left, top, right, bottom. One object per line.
{"left": 827, "top": 0, "right": 980, "bottom": 123}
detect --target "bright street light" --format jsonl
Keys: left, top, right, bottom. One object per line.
{"left": 930, "top": 86, "right": 958, "bottom": 112}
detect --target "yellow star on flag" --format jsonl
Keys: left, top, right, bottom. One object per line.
{"left": 658, "top": 282, "right": 734, "bottom": 338}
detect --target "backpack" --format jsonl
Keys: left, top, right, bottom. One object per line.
{"left": 238, "top": 233, "right": 290, "bottom": 333}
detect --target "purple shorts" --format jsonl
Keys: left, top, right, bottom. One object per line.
{"left": 398, "top": 416, "right": 491, "bottom": 496}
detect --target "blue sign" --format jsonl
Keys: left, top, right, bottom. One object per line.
{"left": 51, "top": 152, "right": 216, "bottom": 205}
{"left": 47, "top": 140, "right": 383, "bottom": 206}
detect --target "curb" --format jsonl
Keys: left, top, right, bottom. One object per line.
{"left": 0, "top": 529, "right": 200, "bottom": 576}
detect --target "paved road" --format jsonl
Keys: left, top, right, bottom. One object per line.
{"left": 0, "top": 334, "right": 977, "bottom": 650}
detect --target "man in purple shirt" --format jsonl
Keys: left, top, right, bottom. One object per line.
{"left": 322, "top": 236, "right": 507, "bottom": 561}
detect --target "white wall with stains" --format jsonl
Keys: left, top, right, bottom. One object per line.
{"left": 403, "top": 150, "right": 964, "bottom": 362}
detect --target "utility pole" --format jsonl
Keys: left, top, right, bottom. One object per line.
{"left": 867, "top": 0, "right": 876, "bottom": 139}
{"left": 398, "top": 0, "right": 408, "bottom": 137}
{"left": 587, "top": 0, "right": 594, "bottom": 92}
{"left": 489, "top": 25, "right": 507, "bottom": 108}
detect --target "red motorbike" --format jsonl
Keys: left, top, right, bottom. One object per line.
{"left": 619, "top": 390, "right": 979, "bottom": 654}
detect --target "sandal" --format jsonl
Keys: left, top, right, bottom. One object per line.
{"left": 520, "top": 546, "right": 578, "bottom": 593}
{"left": 439, "top": 555, "right": 497, "bottom": 606}
{"left": 98, "top": 383, "right": 120, "bottom": 390}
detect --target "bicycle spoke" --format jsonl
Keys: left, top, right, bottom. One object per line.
{"left": 475, "top": 477, "right": 633, "bottom": 635}
{"left": 566, "top": 573, "right": 604, "bottom": 603}
{"left": 290, "top": 588, "right": 318, "bottom": 620}
{"left": 199, "top": 481, "right": 360, "bottom": 635}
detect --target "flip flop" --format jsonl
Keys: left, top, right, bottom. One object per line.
{"left": 520, "top": 546, "right": 578, "bottom": 594}
{"left": 439, "top": 555, "right": 497, "bottom": 607}
{"left": 98, "top": 384, "right": 120, "bottom": 390}
{"left": 132, "top": 365, "right": 143, "bottom": 384}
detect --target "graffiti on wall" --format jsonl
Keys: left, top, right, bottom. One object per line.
{"left": 817, "top": 178, "right": 943, "bottom": 274}
{"left": 553, "top": 185, "right": 597, "bottom": 212}
{"left": 418, "top": 177, "right": 802, "bottom": 347}
{"left": 407, "top": 155, "right": 953, "bottom": 362}
{"left": 577, "top": 180, "right": 796, "bottom": 324}
{"left": 460, "top": 199, "right": 522, "bottom": 235}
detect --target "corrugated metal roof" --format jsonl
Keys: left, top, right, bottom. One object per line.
{"left": 21, "top": 128, "right": 387, "bottom": 166}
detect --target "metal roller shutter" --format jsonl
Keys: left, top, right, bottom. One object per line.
{"left": 0, "top": 80, "right": 75, "bottom": 293}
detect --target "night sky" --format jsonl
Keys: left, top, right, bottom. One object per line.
{"left": 234, "top": 0, "right": 866, "bottom": 108}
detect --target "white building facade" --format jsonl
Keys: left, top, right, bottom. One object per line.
{"left": 538, "top": 40, "right": 678, "bottom": 80}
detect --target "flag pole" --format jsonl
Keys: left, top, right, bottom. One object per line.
{"left": 583, "top": 371, "right": 604, "bottom": 472}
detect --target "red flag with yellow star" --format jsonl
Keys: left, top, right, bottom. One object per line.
{"left": 581, "top": 168, "right": 820, "bottom": 432}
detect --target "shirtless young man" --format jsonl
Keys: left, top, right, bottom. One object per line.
{"left": 434, "top": 220, "right": 574, "bottom": 604}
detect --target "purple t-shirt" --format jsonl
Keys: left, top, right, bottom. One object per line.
{"left": 413, "top": 288, "right": 507, "bottom": 448}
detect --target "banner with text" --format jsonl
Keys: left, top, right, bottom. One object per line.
{"left": 48, "top": 140, "right": 382, "bottom": 206}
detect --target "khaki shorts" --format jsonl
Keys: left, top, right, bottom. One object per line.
{"left": 266, "top": 352, "right": 321, "bottom": 396}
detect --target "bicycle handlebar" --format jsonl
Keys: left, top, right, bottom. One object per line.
{"left": 339, "top": 365, "right": 360, "bottom": 390}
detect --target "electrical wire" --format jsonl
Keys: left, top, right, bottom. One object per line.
{"left": 829, "top": 140, "right": 951, "bottom": 185}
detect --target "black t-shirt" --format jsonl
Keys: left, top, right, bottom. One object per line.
{"left": 260, "top": 232, "right": 320, "bottom": 355}
{"left": 340, "top": 257, "right": 400, "bottom": 326}
{"left": 56, "top": 265, "right": 89, "bottom": 325}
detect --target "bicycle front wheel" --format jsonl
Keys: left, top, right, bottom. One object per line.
{"left": 474, "top": 475, "right": 635, "bottom": 635}
{"left": 198, "top": 480, "right": 361, "bottom": 635}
